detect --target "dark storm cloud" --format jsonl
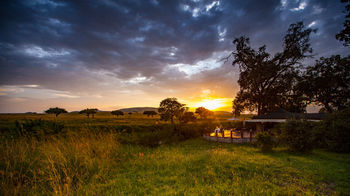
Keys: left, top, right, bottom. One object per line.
{"left": 0, "top": 0, "right": 348, "bottom": 112}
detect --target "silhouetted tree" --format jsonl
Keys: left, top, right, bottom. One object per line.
{"left": 336, "top": 0, "right": 350, "bottom": 46}
{"left": 143, "top": 111, "right": 157, "bottom": 117}
{"left": 111, "top": 110, "right": 124, "bottom": 117}
{"left": 299, "top": 55, "right": 350, "bottom": 113}
{"left": 45, "top": 107, "right": 67, "bottom": 117}
{"left": 79, "top": 108, "right": 98, "bottom": 118}
{"left": 195, "top": 107, "right": 214, "bottom": 119}
{"left": 158, "top": 98, "right": 186, "bottom": 124}
{"left": 230, "top": 22, "right": 315, "bottom": 115}
{"left": 180, "top": 112, "right": 197, "bottom": 123}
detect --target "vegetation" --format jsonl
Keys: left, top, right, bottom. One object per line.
{"left": 255, "top": 132, "right": 274, "bottom": 152}
{"left": 45, "top": 107, "right": 68, "bottom": 117}
{"left": 315, "top": 108, "right": 350, "bottom": 152}
{"left": 143, "top": 111, "right": 157, "bottom": 117}
{"left": 111, "top": 110, "right": 124, "bottom": 117}
{"left": 158, "top": 98, "right": 186, "bottom": 124}
{"left": 300, "top": 55, "right": 350, "bottom": 113}
{"left": 336, "top": 0, "right": 350, "bottom": 46}
{"left": 79, "top": 108, "right": 98, "bottom": 118}
{"left": 278, "top": 120, "right": 315, "bottom": 153}
{"left": 179, "top": 112, "right": 197, "bottom": 123}
{"left": 195, "top": 107, "right": 214, "bottom": 119}
{"left": 231, "top": 22, "right": 315, "bottom": 115}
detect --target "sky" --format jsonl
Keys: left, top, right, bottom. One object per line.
{"left": 0, "top": 0, "right": 348, "bottom": 113}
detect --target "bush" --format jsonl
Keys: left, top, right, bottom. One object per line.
{"left": 278, "top": 119, "right": 315, "bottom": 153}
{"left": 8, "top": 119, "right": 64, "bottom": 139}
{"left": 255, "top": 132, "right": 274, "bottom": 152}
{"left": 317, "top": 108, "right": 350, "bottom": 152}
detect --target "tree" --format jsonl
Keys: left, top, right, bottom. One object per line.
{"left": 111, "top": 110, "right": 124, "bottom": 117}
{"left": 45, "top": 107, "right": 67, "bottom": 117}
{"left": 230, "top": 22, "right": 315, "bottom": 115}
{"left": 299, "top": 55, "right": 350, "bottom": 113}
{"left": 180, "top": 112, "right": 197, "bottom": 123}
{"left": 79, "top": 108, "right": 98, "bottom": 118}
{"left": 336, "top": 0, "right": 350, "bottom": 46}
{"left": 158, "top": 98, "right": 186, "bottom": 124}
{"left": 143, "top": 111, "right": 157, "bottom": 117}
{"left": 195, "top": 107, "right": 214, "bottom": 119}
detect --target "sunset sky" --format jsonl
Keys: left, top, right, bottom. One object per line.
{"left": 0, "top": 0, "right": 348, "bottom": 113}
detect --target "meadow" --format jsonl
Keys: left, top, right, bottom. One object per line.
{"left": 0, "top": 112, "right": 350, "bottom": 195}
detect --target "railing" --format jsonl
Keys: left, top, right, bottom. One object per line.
{"left": 203, "top": 130, "right": 256, "bottom": 143}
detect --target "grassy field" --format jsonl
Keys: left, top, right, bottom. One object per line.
{"left": 1, "top": 113, "right": 350, "bottom": 195}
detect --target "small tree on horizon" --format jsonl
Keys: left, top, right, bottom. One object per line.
{"left": 195, "top": 107, "right": 214, "bottom": 119}
{"left": 79, "top": 108, "right": 98, "bottom": 118}
{"left": 45, "top": 107, "right": 67, "bottom": 117}
{"left": 158, "top": 98, "right": 186, "bottom": 124}
{"left": 111, "top": 110, "right": 124, "bottom": 117}
{"left": 143, "top": 111, "right": 157, "bottom": 117}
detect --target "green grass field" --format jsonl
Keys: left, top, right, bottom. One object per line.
{"left": 1, "top": 113, "right": 349, "bottom": 195}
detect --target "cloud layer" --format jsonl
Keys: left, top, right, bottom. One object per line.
{"left": 0, "top": 0, "right": 348, "bottom": 112}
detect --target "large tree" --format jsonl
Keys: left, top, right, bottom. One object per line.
{"left": 336, "top": 0, "right": 350, "bottom": 46}
{"left": 158, "top": 98, "right": 186, "bottom": 124}
{"left": 231, "top": 22, "right": 315, "bottom": 115}
{"left": 45, "top": 107, "right": 67, "bottom": 117}
{"left": 299, "top": 55, "right": 350, "bottom": 113}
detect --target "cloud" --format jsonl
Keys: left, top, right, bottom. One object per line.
{"left": 0, "top": 0, "right": 348, "bottom": 112}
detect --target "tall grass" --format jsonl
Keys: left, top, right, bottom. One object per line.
{"left": 0, "top": 130, "right": 119, "bottom": 195}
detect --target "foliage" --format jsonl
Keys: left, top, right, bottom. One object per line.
{"left": 315, "top": 108, "right": 350, "bottom": 152}
{"left": 255, "top": 131, "right": 274, "bottom": 152}
{"left": 336, "top": 0, "right": 350, "bottom": 46}
{"left": 9, "top": 119, "right": 64, "bottom": 139}
{"left": 278, "top": 119, "right": 315, "bottom": 153}
{"left": 158, "top": 98, "right": 186, "bottom": 124}
{"left": 0, "top": 130, "right": 119, "bottom": 195}
{"left": 179, "top": 112, "right": 197, "bottom": 123}
{"left": 143, "top": 111, "right": 157, "bottom": 117}
{"left": 299, "top": 55, "right": 350, "bottom": 113}
{"left": 195, "top": 107, "right": 214, "bottom": 119}
{"left": 111, "top": 110, "right": 124, "bottom": 117}
{"left": 231, "top": 22, "right": 315, "bottom": 115}
{"left": 79, "top": 108, "right": 98, "bottom": 118}
{"left": 45, "top": 107, "right": 67, "bottom": 117}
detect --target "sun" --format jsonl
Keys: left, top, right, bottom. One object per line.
{"left": 194, "top": 99, "right": 226, "bottom": 110}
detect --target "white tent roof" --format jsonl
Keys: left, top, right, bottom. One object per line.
{"left": 227, "top": 117, "right": 240, "bottom": 121}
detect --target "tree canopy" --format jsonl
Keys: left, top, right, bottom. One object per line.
{"left": 111, "top": 110, "right": 124, "bottom": 117}
{"left": 180, "top": 112, "right": 197, "bottom": 123}
{"left": 45, "top": 107, "right": 67, "bottom": 117}
{"left": 158, "top": 98, "right": 186, "bottom": 124}
{"left": 231, "top": 22, "right": 315, "bottom": 115}
{"left": 195, "top": 107, "right": 214, "bottom": 119}
{"left": 336, "top": 0, "right": 350, "bottom": 46}
{"left": 79, "top": 108, "right": 98, "bottom": 118}
{"left": 300, "top": 55, "right": 350, "bottom": 113}
{"left": 143, "top": 111, "right": 157, "bottom": 117}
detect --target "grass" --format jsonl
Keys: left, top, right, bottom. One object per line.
{"left": 0, "top": 113, "right": 350, "bottom": 195}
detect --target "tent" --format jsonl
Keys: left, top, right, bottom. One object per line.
{"left": 227, "top": 117, "right": 240, "bottom": 121}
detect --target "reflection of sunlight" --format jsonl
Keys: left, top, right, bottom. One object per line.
{"left": 194, "top": 98, "right": 226, "bottom": 110}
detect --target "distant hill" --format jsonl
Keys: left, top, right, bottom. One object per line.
{"left": 118, "top": 107, "right": 158, "bottom": 113}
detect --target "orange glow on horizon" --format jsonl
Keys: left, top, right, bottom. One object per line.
{"left": 190, "top": 98, "right": 231, "bottom": 111}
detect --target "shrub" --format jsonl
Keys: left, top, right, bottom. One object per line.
{"left": 278, "top": 119, "right": 315, "bottom": 153}
{"left": 317, "top": 108, "right": 350, "bottom": 152}
{"left": 255, "top": 132, "right": 274, "bottom": 152}
{"left": 9, "top": 119, "right": 64, "bottom": 139}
